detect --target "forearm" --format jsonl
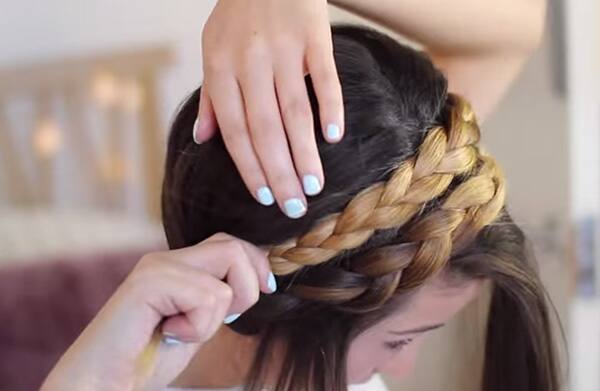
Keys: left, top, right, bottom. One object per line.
{"left": 328, "top": 0, "right": 546, "bottom": 55}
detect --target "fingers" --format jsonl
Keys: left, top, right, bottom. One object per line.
{"left": 199, "top": 25, "right": 342, "bottom": 218}
{"left": 274, "top": 51, "right": 324, "bottom": 197}
{"left": 193, "top": 86, "right": 218, "bottom": 144}
{"left": 175, "top": 236, "right": 275, "bottom": 327}
{"left": 239, "top": 59, "right": 308, "bottom": 219}
{"left": 130, "top": 234, "right": 277, "bottom": 345}
{"left": 205, "top": 73, "right": 274, "bottom": 207}
{"left": 170, "top": 232, "right": 276, "bottom": 298}
{"left": 160, "top": 314, "right": 197, "bottom": 343}
{"left": 239, "top": 240, "right": 276, "bottom": 294}
{"left": 306, "top": 37, "right": 345, "bottom": 144}
{"left": 140, "top": 267, "right": 232, "bottom": 343}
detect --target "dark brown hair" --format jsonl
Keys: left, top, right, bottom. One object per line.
{"left": 162, "top": 24, "right": 562, "bottom": 391}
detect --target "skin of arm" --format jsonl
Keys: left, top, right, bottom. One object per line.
{"left": 328, "top": 0, "right": 547, "bottom": 122}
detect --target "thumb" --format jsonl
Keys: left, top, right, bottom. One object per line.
{"left": 160, "top": 315, "right": 199, "bottom": 343}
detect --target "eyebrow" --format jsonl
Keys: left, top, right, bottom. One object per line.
{"left": 388, "top": 323, "right": 445, "bottom": 336}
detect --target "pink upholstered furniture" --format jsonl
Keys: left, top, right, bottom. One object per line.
{"left": 0, "top": 249, "right": 152, "bottom": 390}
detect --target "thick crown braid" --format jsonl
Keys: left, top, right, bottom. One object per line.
{"left": 266, "top": 94, "right": 506, "bottom": 311}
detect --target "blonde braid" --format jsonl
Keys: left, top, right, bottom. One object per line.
{"left": 269, "top": 95, "right": 503, "bottom": 275}
{"left": 267, "top": 94, "right": 506, "bottom": 308}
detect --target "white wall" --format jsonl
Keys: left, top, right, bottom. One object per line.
{"left": 566, "top": 0, "right": 600, "bottom": 389}
{"left": 566, "top": 0, "right": 600, "bottom": 220}
{"left": 1, "top": 0, "right": 218, "bottom": 125}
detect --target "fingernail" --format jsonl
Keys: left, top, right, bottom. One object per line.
{"left": 162, "top": 333, "right": 183, "bottom": 346}
{"left": 283, "top": 198, "right": 306, "bottom": 219}
{"left": 224, "top": 313, "right": 241, "bottom": 324}
{"left": 326, "top": 123, "right": 341, "bottom": 142}
{"left": 267, "top": 272, "right": 277, "bottom": 293}
{"left": 302, "top": 175, "right": 321, "bottom": 196}
{"left": 257, "top": 186, "right": 275, "bottom": 206}
{"left": 192, "top": 118, "right": 202, "bottom": 144}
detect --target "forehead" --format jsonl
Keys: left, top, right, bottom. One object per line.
{"left": 372, "top": 275, "right": 483, "bottom": 334}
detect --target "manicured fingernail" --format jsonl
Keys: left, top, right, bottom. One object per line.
{"left": 267, "top": 272, "right": 277, "bottom": 293}
{"left": 326, "top": 123, "right": 341, "bottom": 141}
{"left": 162, "top": 333, "right": 183, "bottom": 346}
{"left": 224, "top": 313, "right": 241, "bottom": 324}
{"left": 192, "top": 118, "right": 202, "bottom": 144}
{"left": 257, "top": 186, "right": 275, "bottom": 206}
{"left": 283, "top": 198, "right": 306, "bottom": 219}
{"left": 302, "top": 175, "right": 321, "bottom": 196}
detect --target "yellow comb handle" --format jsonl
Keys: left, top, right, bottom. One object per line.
{"left": 132, "top": 329, "right": 163, "bottom": 391}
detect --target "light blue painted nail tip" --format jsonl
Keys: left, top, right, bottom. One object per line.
{"left": 267, "top": 272, "right": 277, "bottom": 293}
{"left": 257, "top": 186, "right": 275, "bottom": 206}
{"left": 192, "top": 118, "right": 202, "bottom": 144}
{"left": 303, "top": 175, "right": 321, "bottom": 196}
{"left": 163, "top": 335, "right": 182, "bottom": 346}
{"left": 326, "top": 123, "right": 341, "bottom": 141}
{"left": 284, "top": 198, "right": 306, "bottom": 219}
{"left": 224, "top": 313, "right": 241, "bottom": 324}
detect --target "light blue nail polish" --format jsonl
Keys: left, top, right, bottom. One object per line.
{"left": 302, "top": 175, "right": 321, "bottom": 196}
{"left": 283, "top": 198, "right": 306, "bottom": 219}
{"left": 224, "top": 313, "right": 241, "bottom": 324}
{"left": 163, "top": 334, "right": 183, "bottom": 346}
{"left": 257, "top": 186, "right": 275, "bottom": 206}
{"left": 267, "top": 272, "right": 277, "bottom": 293}
{"left": 326, "top": 123, "right": 341, "bottom": 141}
{"left": 192, "top": 118, "right": 202, "bottom": 144}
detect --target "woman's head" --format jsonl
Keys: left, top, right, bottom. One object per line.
{"left": 162, "top": 25, "right": 560, "bottom": 391}
{"left": 345, "top": 272, "right": 484, "bottom": 383}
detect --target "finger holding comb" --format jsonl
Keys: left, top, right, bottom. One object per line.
{"left": 41, "top": 233, "right": 277, "bottom": 391}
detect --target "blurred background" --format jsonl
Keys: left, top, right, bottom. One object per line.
{"left": 0, "top": 0, "right": 598, "bottom": 390}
